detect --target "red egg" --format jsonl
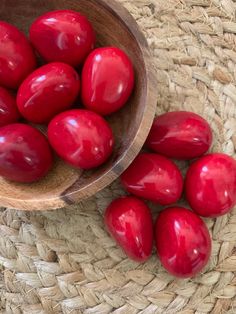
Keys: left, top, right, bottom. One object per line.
{"left": 81, "top": 47, "right": 134, "bottom": 115}
{"left": 0, "top": 87, "right": 20, "bottom": 127}
{"left": 155, "top": 207, "right": 211, "bottom": 278}
{"left": 0, "top": 21, "right": 36, "bottom": 89}
{"left": 0, "top": 123, "right": 53, "bottom": 183}
{"left": 29, "top": 10, "right": 95, "bottom": 67}
{"left": 105, "top": 196, "right": 153, "bottom": 262}
{"left": 48, "top": 109, "right": 114, "bottom": 169}
{"left": 121, "top": 153, "right": 183, "bottom": 205}
{"left": 185, "top": 153, "right": 236, "bottom": 218}
{"left": 146, "top": 111, "right": 212, "bottom": 160}
{"left": 17, "top": 62, "right": 80, "bottom": 124}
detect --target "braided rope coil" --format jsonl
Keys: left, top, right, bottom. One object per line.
{"left": 1, "top": 0, "right": 236, "bottom": 313}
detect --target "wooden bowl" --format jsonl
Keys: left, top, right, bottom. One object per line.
{"left": 0, "top": 0, "right": 156, "bottom": 211}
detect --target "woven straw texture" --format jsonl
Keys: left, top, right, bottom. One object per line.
{"left": 1, "top": 0, "right": 236, "bottom": 313}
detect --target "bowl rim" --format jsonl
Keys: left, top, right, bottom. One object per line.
{"left": 0, "top": 0, "right": 157, "bottom": 211}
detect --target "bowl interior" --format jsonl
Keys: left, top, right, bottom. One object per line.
{"left": 0, "top": 0, "right": 153, "bottom": 210}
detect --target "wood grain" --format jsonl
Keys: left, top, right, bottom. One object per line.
{"left": 0, "top": 0, "right": 157, "bottom": 211}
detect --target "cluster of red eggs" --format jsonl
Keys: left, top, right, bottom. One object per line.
{"left": 0, "top": 10, "right": 134, "bottom": 182}
{"left": 105, "top": 111, "right": 236, "bottom": 278}
{"left": 1, "top": 8, "right": 236, "bottom": 280}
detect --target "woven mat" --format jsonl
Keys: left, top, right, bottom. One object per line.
{"left": 1, "top": 0, "right": 236, "bottom": 313}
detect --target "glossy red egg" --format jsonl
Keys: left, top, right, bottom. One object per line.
{"left": 155, "top": 207, "right": 211, "bottom": 278}
{"left": 185, "top": 153, "right": 236, "bottom": 217}
{"left": 0, "top": 123, "right": 53, "bottom": 183}
{"left": 105, "top": 196, "right": 153, "bottom": 262}
{"left": 121, "top": 153, "right": 183, "bottom": 205}
{"left": 30, "top": 10, "right": 95, "bottom": 67}
{"left": 17, "top": 62, "right": 80, "bottom": 124}
{"left": 146, "top": 111, "right": 212, "bottom": 160}
{"left": 48, "top": 109, "right": 114, "bottom": 169}
{"left": 0, "top": 87, "right": 20, "bottom": 127}
{"left": 81, "top": 47, "right": 134, "bottom": 115}
{"left": 0, "top": 21, "right": 36, "bottom": 89}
